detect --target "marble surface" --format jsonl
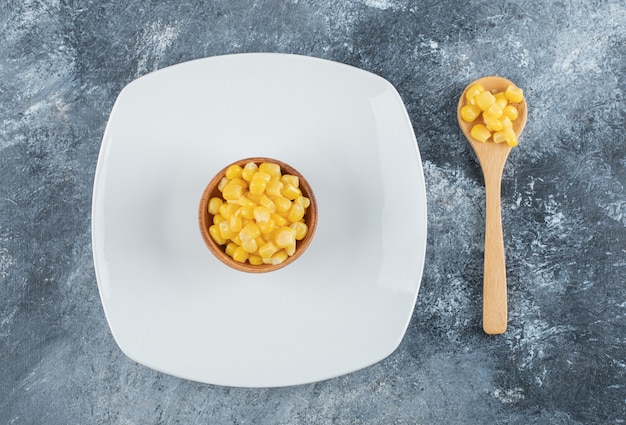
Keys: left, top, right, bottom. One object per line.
{"left": 1, "top": 0, "right": 625, "bottom": 423}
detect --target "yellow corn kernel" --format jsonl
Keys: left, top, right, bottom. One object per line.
{"left": 229, "top": 215, "right": 243, "bottom": 233}
{"left": 290, "top": 222, "right": 308, "bottom": 240}
{"left": 505, "top": 85, "right": 524, "bottom": 103}
{"left": 275, "top": 226, "right": 296, "bottom": 248}
{"left": 218, "top": 220, "right": 235, "bottom": 239}
{"left": 483, "top": 113, "right": 504, "bottom": 132}
{"left": 259, "top": 162, "right": 281, "bottom": 178}
{"left": 503, "top": 104, "right": 519, "bottom": 121}
{"left": 470, "top": 124, "right": 491, "bottom": 143}
{"left": 225, "top": 242, "right": 238, "bottom": 257}
{"left": 272, "top": 250, "right": 289, "bottom": 265}
{"left": 236, "top": 196, "right": 257, "bottom": 208}
{"left": 265, "top": 179, "right": 284, "bottom": 197}
{"left": 218, "top": 203, "right": 231, "bottom": 219}
{"left": 232, "top": 247, "right": 249, "bottom": 263}
{"left": 208, "top": 197, "right": 223, "bottom": 215}
{"left": 261, "top": 228, "right": 277, "bottom": 242}
{"left": 237, "top": 206, "right": 255, "bottom": 220}
{"left": 294, "top": 196, "right": 311, "bottom": 209}
{"left": 239, "top": 222, "right": 261, "bottom": 242}
{"left": 288, "top": 203, "right": 305, "bottom": 222}
{"left": 250, "top": 177, "right": 267, "bottom": 195}
{"left": 281, "top": 183, "right": 302, "bottom": 200}
{"left": 465, "top": 83, "right": 485, "bottom": 105}
{"left": 281, "top": 174, "right": 299, "bottom": 188}
{"left": 241, "top": 162, "right": 259, "bottom": 182}
{"left": 213, "top": 214, "right": 226, "bottom": 225}
{"left": 253, "top": 205, "right": 271, "bottom": 223}
{"left": 218, "top": 202, "right": 238, "bottom": 219}
{"left": 504, "top": 127, "right": 518, "bottom": 146}
{"left": 225, "top": 164, "right": 243, "bottom": 180}
{"left": 485, "top": 102, "right": 504, "bottom": 119}
{"left": 258, "top": 241, "right": 278, "bottom": 259}
{"left": 500, "top": 115, "right": 513, "bottom": 129}
{"left": 255, "top": 171, "right": 271, "bottom": 183}
{"left": 246, "top": 192, "right": 261, "bottom": 204}
{"left": 271, "top": 213, "right": 287, "bottom": 227}
{"left": 259, "top": 194, "right": 276, "bottom": 212}
{"left": 231, "top": 234, "right": 242, "bottom": 246}
{"left": 248, "top": 254, "right": 263, "bottom": 265}
{"left": 217, "top": 177, "right": 229, "bottom": 192}
{"left": 274, "top": 208, "right": 290, "bottom": 220}
{"left": 492, "top": 131, "right": 507, "bottom": 144}
{"left": 258, "top": 219, "right": 276, "bottom": 234}
{"left": 474, "top": 90, "right": 496, "bottom": 111}
{"left": 494, "top": 92, "right": 508, "bottom": 108}
{"left": 241, "top": 238, "right": 258, "bottom": 254}
{"left": 209, "top": 224, "right": 227, "bottom": 245}
{"left": 228, "top": 178, "right": 247, "bottom": 189}
{"left": 274, "top": 196, "right": 291, "bottom": 212}
{"left": 460, "top": 104, "right": 480, "bottom": 122}
{"left": 222, "top": 183, "right": 243, "bottom": 200}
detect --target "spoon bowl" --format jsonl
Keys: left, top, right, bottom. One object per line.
{"left": 457, "top": 76, "right": 527, "bottom": 146}
{"left": 457, "top": 76, "right": 527, "bottom": 335}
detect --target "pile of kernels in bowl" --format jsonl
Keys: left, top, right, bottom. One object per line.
{"left": 207, "top": 161, "right": 310, "bottom": 265}
{"left": 460, "top": 84, "right": 525, "bottom": 147}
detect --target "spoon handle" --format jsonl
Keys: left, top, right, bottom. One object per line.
{"left": 482, "top": 170, "right": 508, "bottom": 334}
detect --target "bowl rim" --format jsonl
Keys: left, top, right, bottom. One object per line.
{"left": 198, "top": 156, "right": 318, "bottom": 273}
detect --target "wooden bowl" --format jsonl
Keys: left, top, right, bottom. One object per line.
{"left": 198, "top": 157, "right": 318, "bottom": 273}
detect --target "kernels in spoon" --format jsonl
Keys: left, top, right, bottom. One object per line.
{"left": 484, "top": 113, "right": 504, "bottom": 132}
{"left": 474, "top": 91, "right": 496, "bottom": 111}
{"left": 485, "top": 102, "right": 504, "bottom": 119}
{"left": 494, "top": 92, "right": 508, "bottom": 108}
{"left": 503, "top": 104, "right": 519, "bottom": 121}
{"left": 505, "top": 85, "right": 524, "bottom": 103}
{"left": 493, "top": 131, "right": 507, "bottom": 144}
{"left": 460, "top": 104, "right": 481, "bottom": 122}
{"left": 499, "top": 115, "right": 513, "bottom": 129}
{"left": 470, "top": 124, "right": 492, "bottom": 143}
{"left": 462, "top": 81, "right": 524, "bottom": 146}
{"left": 465, "top": 84, "right": 485, "bottom": 105}
{"left": 504, "top": 127, "right": 518, "bottom": 147}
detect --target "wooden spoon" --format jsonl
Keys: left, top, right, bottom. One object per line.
{"left": 457, "top": 76, "right": 528, "bottom": 335}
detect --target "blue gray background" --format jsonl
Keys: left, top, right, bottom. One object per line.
{"left": 1, "top": 0, "right": 625, "bottom": 423}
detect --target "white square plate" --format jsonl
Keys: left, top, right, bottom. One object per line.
{"left": 92, "top": 53, "right": 427, "bottom": 387}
